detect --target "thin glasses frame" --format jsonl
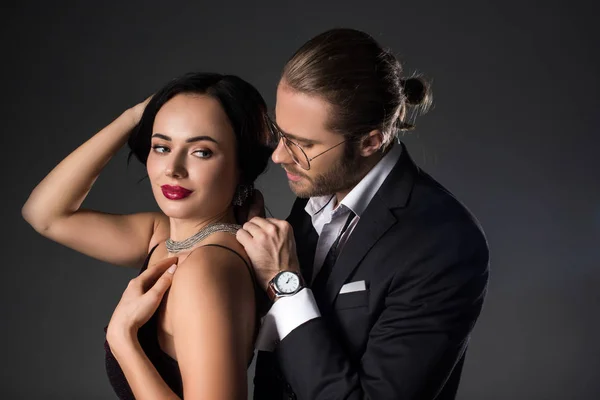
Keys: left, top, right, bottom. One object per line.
{"left": 266, "top": 117, "right": 350, "bottom": 171}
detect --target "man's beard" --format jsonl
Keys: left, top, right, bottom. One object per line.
{"left": 287, "top": 145, "right": 366, "bottom": 198}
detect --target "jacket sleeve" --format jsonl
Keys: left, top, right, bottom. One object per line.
{"left": 275, "top": 226, "right": 490, "bottom": 400}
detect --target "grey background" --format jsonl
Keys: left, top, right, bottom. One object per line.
{"left": 3, "top": 0, "right": 599, "bottom": 398}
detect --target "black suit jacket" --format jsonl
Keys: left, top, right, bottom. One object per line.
{"left": 254, "top": 143, "right": 489, "bottom": 400}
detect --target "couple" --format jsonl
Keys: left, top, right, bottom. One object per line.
{"left": 22, "top": 28, "right": 489, "bottom": 399}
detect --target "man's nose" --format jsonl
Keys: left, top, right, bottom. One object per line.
{"left": 271, "top": 138, "right": 293, "bottom": 165}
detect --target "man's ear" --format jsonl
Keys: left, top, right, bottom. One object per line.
{"left": 359, "top": 129, "right": 384, "bottom": 157}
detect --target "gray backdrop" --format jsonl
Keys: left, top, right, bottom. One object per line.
{"left": 3, "top": 0, "right": 599, "bottom": 398}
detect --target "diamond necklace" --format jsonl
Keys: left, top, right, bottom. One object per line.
{"left": 165, "top": 222, "right": 241, "bottom": 254}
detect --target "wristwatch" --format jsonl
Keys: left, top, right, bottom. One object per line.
{"left": 267, "top": 270, "right": 305, "bottom": 301}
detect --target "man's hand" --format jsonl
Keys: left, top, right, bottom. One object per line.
{"left": 236, "top": 217, "right": 300, "bottom": 291}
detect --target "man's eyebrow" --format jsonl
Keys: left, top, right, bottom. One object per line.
{"left": 272, "top": 122, "right": 318, "bottom": 145}
{"left": 151, "top": 133, "right": 219, "bottom": 144}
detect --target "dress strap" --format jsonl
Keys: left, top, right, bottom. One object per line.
{"left": 140, "top": 243, "right": 161, "bottom": 273}
{"left": 200, "top": 244, "right": 256, "bottom": 283}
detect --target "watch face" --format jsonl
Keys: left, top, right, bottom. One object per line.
{"left": 275, "top": 271, "right": 300, "bottom": 294}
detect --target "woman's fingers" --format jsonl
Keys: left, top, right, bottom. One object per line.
{"left": 136, "top": 256, "right": 178, "bottom": 291}
{"left": 146, "top": 264, "right": 177, "bottom": 299}
{"left": 149, "top": 256, "right": 178, "bottom": 270}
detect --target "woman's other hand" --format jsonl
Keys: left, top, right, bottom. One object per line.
{"left": 128, "top": 95, "right": 153, "bottom": 126}
{"left": 106, "top": 256, "right": 177, "bottom": 345}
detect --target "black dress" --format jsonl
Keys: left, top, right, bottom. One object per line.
{"left": 104, "top": 244, "right": 262, "bottom": 399}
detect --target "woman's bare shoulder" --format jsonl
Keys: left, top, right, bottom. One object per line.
{"left": 173, "top": 234, "right": 252, "bottom": 293}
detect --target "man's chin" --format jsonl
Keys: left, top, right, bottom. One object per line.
{"left": 292, "top": 191, "right": 312, "bottom": 199}
{"left": 289, "top": 181, "right": 339, "bottom": 199}
{"left": 288, "top": 180, "right": 315, "bottom": 198}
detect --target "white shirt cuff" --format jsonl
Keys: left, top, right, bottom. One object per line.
{"left": 255, "top": 288, "right": 321, "bottom": 351}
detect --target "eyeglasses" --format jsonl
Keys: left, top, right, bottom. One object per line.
{"left": 266, "top": 117, "right": 350, "bottom": 171}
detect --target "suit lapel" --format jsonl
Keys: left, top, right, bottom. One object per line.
{"left": 322, "top": 195, "right": 396, "bottom": 309}
{"left": 287, "top": 197, "right": 318, "bottom": 282}
{"left": 321, "top": 142, "right": 418, "bottom": 309}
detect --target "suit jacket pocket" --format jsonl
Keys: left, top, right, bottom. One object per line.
{"left": 335, "top": 289, "right": 369, "bottom": 310}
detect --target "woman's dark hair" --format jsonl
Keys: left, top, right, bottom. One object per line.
{"left": 282, "top": 28, "right": 432, "bottom": 149}
{"left": 128, "top": 72, "right": 272, "bottom": 185}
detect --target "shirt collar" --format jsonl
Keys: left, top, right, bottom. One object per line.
{"left": 304, "top": 142, "right": 402, "bottom": 218}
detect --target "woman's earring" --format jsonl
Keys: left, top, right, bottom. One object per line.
{"left": 232, "top": 184, "right": 254, "bottom": 206}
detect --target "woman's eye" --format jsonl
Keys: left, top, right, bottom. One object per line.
{"left": 151, "top": 145, "right": 170, "bottom": 154}
{"left": 193, "top": 149, "right": 213, "bottom": 158}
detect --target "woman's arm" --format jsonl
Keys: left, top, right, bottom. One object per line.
{"left": 108, "top": 245, "right": 256, "bottom": 400}
{"left": 110, "top": 332, "right": 181, "bottom": 400}
{"left": 22, "top": 99, "right": 166, "bottom": 267}
{"left": 171, "top": 245, "right": 255, "bottom": 399}
{"left": 107, "top": 257, "right": 181, "bottom": 400}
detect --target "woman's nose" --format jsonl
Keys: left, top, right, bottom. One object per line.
{"left": 165, "top": 159, "right": 188, "bottom": 179}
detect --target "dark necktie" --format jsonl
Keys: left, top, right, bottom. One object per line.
{"left": 312, "top": 210, "right": 356, "bottom": 306}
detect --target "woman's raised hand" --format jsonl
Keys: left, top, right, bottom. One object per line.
{"left": 128, "top": 95, "right": 153, "bottom": 126}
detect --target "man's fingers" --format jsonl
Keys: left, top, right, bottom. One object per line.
{"left": 247, "top": 216, "right": 273, "bottom": 229}
{"left": 247, "top": 217, "right": 281, "bottom": 237}
{"left": 266, "top": 218, "right": 291, "bottom": 231}
{"left": 241, "top": 220, "right": 264, "bottom": 238}
{"left": 240, "top": 217, "right": 291, "bottom": 247}
{"left": 236, "top": 228, "right": 253, "bottom": 247}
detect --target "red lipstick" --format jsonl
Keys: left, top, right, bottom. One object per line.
{"left": 160, "top": 185, "right": 193, "bottom": 200}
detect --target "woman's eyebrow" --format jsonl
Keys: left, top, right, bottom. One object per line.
{"left": 151, "top": 133, "right": 219, "bottom": 144}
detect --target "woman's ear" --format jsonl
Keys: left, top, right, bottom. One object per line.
{"left": 359, "top": 129, "right": 384, "bottom": 157}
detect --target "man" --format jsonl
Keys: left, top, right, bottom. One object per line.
{"left": 236, "top": 28, "right": 489, "bottom": 400}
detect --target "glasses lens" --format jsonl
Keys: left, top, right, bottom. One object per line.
{"left": 283, "top": 139, "right": 310, "bottom": 170}
{"left": 265, "top": 119, "right": 280, "bottom": 148}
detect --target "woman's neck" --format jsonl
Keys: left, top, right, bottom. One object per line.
{"left": 168, "top": 207, "right": 237, "bottom": 242}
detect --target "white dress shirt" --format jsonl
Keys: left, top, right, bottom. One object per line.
{"left": 255, "top": 143, "right": 403, "bottom": 351}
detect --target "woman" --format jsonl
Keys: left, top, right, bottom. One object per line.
{"left": 22, "top": 72, "right": 273, "bottom": 399}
